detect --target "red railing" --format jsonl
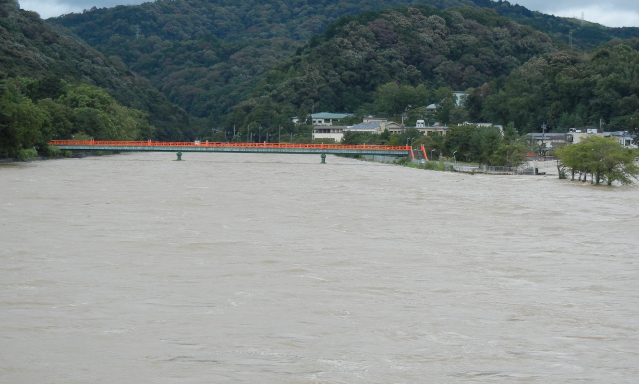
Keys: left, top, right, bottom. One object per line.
{"left": 49, "top": 140, "right": 411, "bottom": 151}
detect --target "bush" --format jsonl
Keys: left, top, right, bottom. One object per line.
{"left": 422, "top": 161, "right": 437, "bottom": 170}
{"left": 18, "top": 148, "right": 38, "bottom": 160}
{"left": 41, "top": 145, "right": 61, "bottom": 157}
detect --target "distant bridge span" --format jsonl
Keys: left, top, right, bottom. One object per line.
{"left": 49, "top": 140, "right": 414, "bottom": 158}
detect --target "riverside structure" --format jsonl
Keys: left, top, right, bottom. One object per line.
{"left": 49, "top": 140, "right": 414, "bottom": 162}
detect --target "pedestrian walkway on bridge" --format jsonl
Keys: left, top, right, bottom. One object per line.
{"left": 49, "top": 140, "right": 413, "bottom": 161}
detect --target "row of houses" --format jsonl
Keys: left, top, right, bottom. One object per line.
{"left": 305, "top": 112, "right": 638, "bottom": 149}
{"left": 312, "top": 118, "right": 451, "bottom": 142}
{"left": 305, "top": 91, "right": 467, "bottom": 127}
{"left": 309, "top": 113, "right": 502, "bottom": 142}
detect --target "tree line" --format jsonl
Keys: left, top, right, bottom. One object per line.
{"left": 0, "top": 73, "right": 154, "bottom": 159}
{"left": 340, "top": 123, "right": 527, "bottom": 166}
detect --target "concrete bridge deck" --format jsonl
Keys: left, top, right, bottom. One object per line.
{"left": 49, "top": 140, "right": 413, "bottom": 157}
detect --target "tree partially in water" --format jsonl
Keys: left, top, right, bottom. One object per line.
{"left": 554, "top": 136, "right": 639, "bottom": 185}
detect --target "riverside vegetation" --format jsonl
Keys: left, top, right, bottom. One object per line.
{"left": 0, "top": 73, "right": 154, "bottom": 159}
{"left": 553, "top": 136, "right": 639, "bottom": 186}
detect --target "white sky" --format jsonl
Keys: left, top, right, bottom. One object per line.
{"left": 19, "top": 0, "right": 639, "bottom": 27}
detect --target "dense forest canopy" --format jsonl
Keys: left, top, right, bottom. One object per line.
{"left": 49, "top": 0, "right": 639, "bottom": 122}
{"left": 0, "top": 72, "right": 154, "bottom": 159}
{"left": 0, "top": 0, "right": 190, "bottom": 140}
{"left": 466, "top": 43, "right": 639, "bottom": 133}
{"left": 223, "top": 5, "right": 558, "bottom": 132}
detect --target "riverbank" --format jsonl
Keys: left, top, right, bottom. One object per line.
{"left": 362, "top": 154, "right": 559, "bottom": 177}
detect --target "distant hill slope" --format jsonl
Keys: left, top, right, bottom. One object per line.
{"left": 49, "top": 0, "right": 435, "bottom": 119}
{"left": 465, "top": 44, "right": 639, "bottom": 133}
{"left": 223, "top": 5, "right": 558, "bottom": 130}
{"left": 0, "top": 0, "right": 191, "bottom": 140}
{"left": 49, "top": 0, "right": 639, "bottom": 120}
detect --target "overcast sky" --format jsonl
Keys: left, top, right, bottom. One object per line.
{"left": 19, "top": 0, "right": 639, "bottom": 27}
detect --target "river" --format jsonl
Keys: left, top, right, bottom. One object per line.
{"left": 1, "top": 152, "right": 638, "bottom": 383}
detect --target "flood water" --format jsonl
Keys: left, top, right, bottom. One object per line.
{"left": 1, "top": 152, "right": 638, "bottom": 383}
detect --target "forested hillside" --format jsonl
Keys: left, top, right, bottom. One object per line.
{"left": 466, "top": 42, "right": 639, "bottom": 133}
{"left": 50, "top": 0, "right": 428, "bottom": 119}
{"left": 467, "top": 0, "right": 639, "bottom": 49}
{"left": 224, "top": 6, "right": 557, "bottom": 131}
{"left": 50, "top": 0, "right": 639, "bottom": 122}
{"left": 0, "top": 0, "right": 191, "bottom": 140}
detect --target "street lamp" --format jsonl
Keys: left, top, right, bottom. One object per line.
{"left": 540, "top": 123, "right": 547, "bottom": 156}
{"left": 453, "top": 150, "right": 457, "bottom": 164}
{"left": 431, "top": 149, "right": 437, "bottom": 161}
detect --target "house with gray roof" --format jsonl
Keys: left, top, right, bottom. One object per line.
{"left": 347, "top": 121, "right": 402, "bottom": 134}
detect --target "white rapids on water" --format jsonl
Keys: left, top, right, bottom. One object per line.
{"left": 1, "top": 152, "right": 638, "bottom": 383}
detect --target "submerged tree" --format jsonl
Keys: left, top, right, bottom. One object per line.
{"left": 554, "top": 136, "right": 639, "bottom": 185}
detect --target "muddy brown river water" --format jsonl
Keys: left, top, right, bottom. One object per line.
{"left": 1, "top": 152, "right": 638, "bottom": 383}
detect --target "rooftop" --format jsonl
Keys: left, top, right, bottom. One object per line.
{"left": 311, "top": 112, "right": 352, "bottom": 119}
{"left": 348, "top": 121, "right": 394, "bottom": 131}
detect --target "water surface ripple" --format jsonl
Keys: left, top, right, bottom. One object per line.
{"left": 1, "top": 152, "right": 638, "bottom": 383}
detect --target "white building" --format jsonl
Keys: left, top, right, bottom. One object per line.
{"left": 312, "top": 126, "right": 348, "bottom": 142}
{"left": 604, "top": 131, "right": 637, "bottom": 149}
{"left": 569, "top": 127, "right": 603, "bottom": 144}
{"left": 310, "top": 112, "right": 353, "bottom": 126}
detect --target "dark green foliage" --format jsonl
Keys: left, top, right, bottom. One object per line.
{"left": 342, "top": 131, "right": 388, "bottom": 145}
{"left": 0, "top": 75, "right": 155, "bottom": 158}
{"left": 467, "top": 44, "right": 639, "bottom": 135}
{"left": 227, "top": 6, "right": 558, "bottom": 130}
{"left": 0, "top": 1, "right": 191, "bottom": 140}
{"left": 50, "top": 0, "right": 433, "bottom": 119}
{"left": 49, "top": 0, "right": 639, "bottom": 123}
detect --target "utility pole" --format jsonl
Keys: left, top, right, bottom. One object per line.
{"left": 279, "top": 125, "right": 281, "bottom": 143}
{"left": 569, "top": 30, "right": 573, "bottom": 48}
{"left": 541, "top": 123, "right": 547, "bottom": 155}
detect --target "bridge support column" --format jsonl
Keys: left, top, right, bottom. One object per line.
{"left": 321, "top": 153, "right": 326, "bottom": 164}
{"left": 176, "top": 151, "right": 182, "bottom": 161}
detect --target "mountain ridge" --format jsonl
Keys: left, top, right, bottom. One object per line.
{"left": 48, "top": 0, "right": 639, "bottom": 123}
{"left": 0, "top": 0, "right": 191, "bottom": 140}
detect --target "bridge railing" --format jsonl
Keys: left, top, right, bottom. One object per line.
{"left": 49, "top": 140, "right": 411, "bottom": 151}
